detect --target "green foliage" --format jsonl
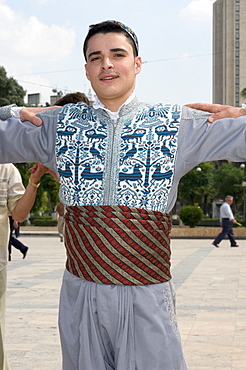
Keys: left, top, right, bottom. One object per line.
{"left": 29, "top": 217, "right": 57, "bottom": 226}
{"left": 0, "top": 66, "right": 26, "bottom": 106}
{"left": 180, "top": 206, "right": 204, "bottom": 228}
{"left": 198, "top": 218, "right": 220, "bottom": 227}
{"left": 213, "top": 162, "right": 243, "bottom": 212}
{"left": 41, "top": 173, "right": 60, "bottom": 211}
{"left": 178, "top": 162, "right": 216, "bottom": 213}
{"left": 241, "top": 87, "right": 246, "bottom": 99}
{"left": 177, "top": 161, "right": 246, "bottom": 216}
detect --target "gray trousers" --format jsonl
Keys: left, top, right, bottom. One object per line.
{"left": 59, "top": 270, "right": 188, "bottom": 370}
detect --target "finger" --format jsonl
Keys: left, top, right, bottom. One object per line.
{"left": 29, "top": 163, "right": 38, "bottom": 173}
{"left": 209, "top": 107, "right": 242, "bottom": 122}
{"left": 185, "top": 103, "right": 231, "bottom": 114}
{"left": 185, "top": 103, "right": 222, "bottom": 113}
{"left": 208, "top": 111, "right": 226, "bottom": 122}
{"left": 37, "top": 162, "right": 48, "bottom": 172}
{"left": 20, "top": 109, "right": 43, "bottom": 126}
{"left": 30, "top": 116, "right": 43, "bottom": 126}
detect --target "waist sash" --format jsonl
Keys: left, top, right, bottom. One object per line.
{"left": 64, "top": 205, "right": 172, "bottom": 285}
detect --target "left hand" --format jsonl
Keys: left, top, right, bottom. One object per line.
{"left": 29, "top": 162, "right": 49, "bottom": 183}
{"left": 185, "top": 103, "right": 246, "bottom": 122}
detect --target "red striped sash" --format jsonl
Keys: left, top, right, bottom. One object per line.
{"left": 64, "top": 205, "right": 172, "bottom": 285}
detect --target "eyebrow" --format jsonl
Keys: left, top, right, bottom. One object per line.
{"left": 87, "top": 48, "right": 128, "bottom": 59}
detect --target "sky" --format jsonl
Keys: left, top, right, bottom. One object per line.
{"left": 0, "top": 0, "right": 214, "bottom": 106}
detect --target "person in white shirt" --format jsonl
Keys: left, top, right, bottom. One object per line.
{"left": 0, "top": 163, "right": 47, "bottom": 369}
{"left": 212, "top": 195, "right": 239, "bottom": 248}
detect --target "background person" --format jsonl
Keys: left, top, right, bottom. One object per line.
{"left": 0, "top": 163, "right": 46, "bottom": 370}
{"left": 212, "top": 195, "right": 239, "bottom": 248}
{"left": 8, "top": 216, "right": 28, "bottom": 260}
{"left": 54, "top": 92, "right": 90, "bottom": 106}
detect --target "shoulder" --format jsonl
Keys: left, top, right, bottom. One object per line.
{"left": 38, "top": 107, "right": 61, "bottom": 119}
{"left": 181, "top": 106, "right": 211, "bottom": 120}
{"left": 0, "top": 163, "right": 16, "bottom": 177}
{"left": 59, "top": 102, "right": 91, "bottom": 114}
{"left": 136, "top": 102, "right": 182, "bottom": 122}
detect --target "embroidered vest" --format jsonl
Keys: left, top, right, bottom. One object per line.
{"left": 55, "top": 100, "right": 181, "bottom": 212}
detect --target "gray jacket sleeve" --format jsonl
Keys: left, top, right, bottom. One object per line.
{"left": 166, "top": 106, "right": 246, "bottom": 212}
{"left": 0, "top": 104, "right": 17, "bottom": 120}
{"left": 0, "top": 108, "right": 61, "bottom": 172}
{"left": 177, "top": 106, "right": 246, "bottom": 170}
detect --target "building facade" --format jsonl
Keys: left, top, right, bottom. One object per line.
{"left": 213, "top": 0, "right": 246, "bottom": 106}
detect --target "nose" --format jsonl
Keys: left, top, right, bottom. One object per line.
{"left": 101, "top": 56, "right": 114, "bottom": 70}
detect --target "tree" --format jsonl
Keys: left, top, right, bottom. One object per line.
{"left": 0, "top": 66, "right": 26, "bottom": 106}
{"left": 213, "top": 162, "right": 244, "bottom": 213}
{"left": 41, "top": 173, "right": 60, "bottom": 213}
{"left": 241, "top": 88, "right": 246, "bottom": 100}
{"left": 178, "top": 162, "right": 216, "bottom": 214}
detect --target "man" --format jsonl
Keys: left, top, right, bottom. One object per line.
{"left": 212, "top": 195, "right": 239, "bottom": 248}
{"left": 8, "top": 216, "right": 28, "bottom": 260}
{"left": 0, "top": 163, "right": 46, "bottom": 370}
{"left": 0, "top": 20, "right": 246, "bottom": 370}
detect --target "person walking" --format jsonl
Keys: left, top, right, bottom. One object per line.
{"left": 212, "top": 195, "right": 239, "bottom": 248}
{"left": 8, "top": 216, "right": 28, "bottom": 260}
{"left": 1, "top": 20, "right": 246, "bottom": 370}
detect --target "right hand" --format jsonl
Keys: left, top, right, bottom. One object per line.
{"left": 29, "top": 162, "right": 60, "bottom": 182}
{"left": 29, "top": 162, "right": 49, "bottom": 183}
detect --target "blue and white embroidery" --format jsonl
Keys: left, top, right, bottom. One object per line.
{"left": 55, "top": 101, "right": 181, "bottom": 212}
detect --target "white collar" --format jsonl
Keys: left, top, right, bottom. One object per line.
{"left": 93, "top": 91, "right": 136, "bottom": 122}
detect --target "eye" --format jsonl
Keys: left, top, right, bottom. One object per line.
{"left": 90, "top": 55, "right": 101, "bottom": 62}
{"left": 114, "top": 53, "right": 125, "bottom": 58}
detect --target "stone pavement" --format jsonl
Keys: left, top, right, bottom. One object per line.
{"left": 5, "top": 234, "right": 246, "bottom": 369}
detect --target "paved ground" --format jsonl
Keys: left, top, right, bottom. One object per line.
{"left": 5, "top": 235, "right": 246, "bottom": 369}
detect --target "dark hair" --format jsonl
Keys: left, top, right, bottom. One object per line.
{"left": 83, "top": 20, "right": 138, "bottom": 61}
{"left": 54, "top": 92, "right": 90, "bottom": 106}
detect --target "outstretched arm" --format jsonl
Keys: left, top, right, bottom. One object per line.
{"left": 0, "top": 105, "right": 59, "bottom": 126}
{"left": 185, "top": 103, "right": 246, "bottom": 122}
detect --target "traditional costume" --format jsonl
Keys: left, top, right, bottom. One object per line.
{"left": 1, "top": 100, "right": 246, "bottom": 369}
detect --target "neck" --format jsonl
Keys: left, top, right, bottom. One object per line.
{"left": 99, "top": 97, "right": 128, "bottom": 112}
{"left": 97, "top": 89, "right": 135, "bottom": 112}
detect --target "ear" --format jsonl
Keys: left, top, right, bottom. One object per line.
{"left": 135, "top": 56, "right": 142, "bottom": 75}
{"left": 84, "top": 64, "right": 91, "bottom": 81}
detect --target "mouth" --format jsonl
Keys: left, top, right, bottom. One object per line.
{"left": 100, "top": 75, "right": 118, "bottom": 82}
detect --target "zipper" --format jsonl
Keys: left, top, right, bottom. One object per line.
{"left": 104, "top": 119, "right": 118, "bottom": 204}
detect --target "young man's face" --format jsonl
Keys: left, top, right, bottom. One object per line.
{"left": 84, "top": 32, "right": 142, "bottom": 111}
